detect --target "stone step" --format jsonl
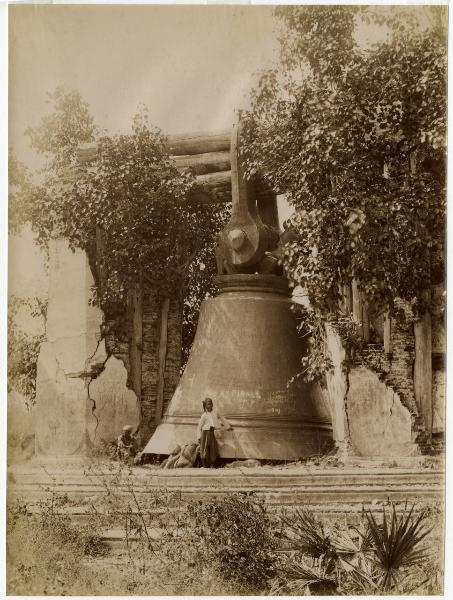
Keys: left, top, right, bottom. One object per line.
{"left": 8, "top": 465, "right": 443, "bottom": 513}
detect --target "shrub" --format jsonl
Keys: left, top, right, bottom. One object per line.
{"left": 275, "top": 503, "right": 437, "bottom": 595}
{"left": 189, "top": 493, "right": 278, "bottom": 592}
{"left": 6, "top": 494, "right": 108, "bottom": 595}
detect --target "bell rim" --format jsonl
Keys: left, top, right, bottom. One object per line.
{"left": 214, "top": 273, "right": 290, "bottom": 296}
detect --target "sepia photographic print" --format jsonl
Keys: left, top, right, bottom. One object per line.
{"left": 6, "top": 2, "right": 448, "bottom": 596}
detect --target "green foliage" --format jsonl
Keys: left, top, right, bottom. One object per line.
{"left": 7, "top": 296, "right": 47, "bottom": 405}
{"left": 7, "top": 495, "right": 107, "bottom": 595}
{"left": 181, "top": 202, "right": 229, "bottom": 368}
{"left": 365, "top": 502, "right": 431, "bottom": 591}
{"left": 243, "top": 6, "right": 446, "bottom": 370}
{"left": 8, "top": 150, "right": 33, "bottom": 234}
{"left": 276, "top": 503, "right": 435, "bottom": 595}
{"left": 7, "top": 470, "right": 443, "bottom": 597}
{"left": 21, "top": 91, "right": 223, "bottom": 348}
{"left": 189, "top": 493, "right": 278, "bottom": 591}
{"left": 26, "top": 104, "right": 219, "bottom": 309}
{"left": 26, "top": 86, "right": 97, "bottom": 173}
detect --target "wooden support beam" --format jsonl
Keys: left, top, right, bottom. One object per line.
{"left": 174, "top": 150, "right": 230, "bottom": 175}
{"left": 154, "top": 297, "right": 170, "bottom": 427}
{"left": 362, "top": 299, "right": 370, "bottom": 343}
{"left": 257, "top": 191, "right": 279, "bottom": 229}
{"left": 384, "top": 310, "right": 392, "bottom": 353}
{"left": 78, "top": 130, "right": 231, "bottom": 165}
{"left": 339, "top": 283, "right": 351, "bottom": 314}
{"left": 414, "top": 309, "right": 433, "bottom": 436}
{"left": 167, "top": 130, "right": 230, "bottom": 156}
{"left": 352, "top": 279, "right": 363, "bottom": 338}
{"left": 128, "top": 284, "right": 143, "bottom": 402}
{"left": 195, "top": 170, "right": 232, "bottom": 190}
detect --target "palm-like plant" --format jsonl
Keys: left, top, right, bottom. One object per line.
{"left": 365, "top": 503, "right": 431, "bottom": 591}
{"left": 281, "top": 508, "right": 333, "bottom": 559}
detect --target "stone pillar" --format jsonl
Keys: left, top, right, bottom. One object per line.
{"left": 324, "top": 323, "right": 352, "bottom": 459}
{"left": 34, "top": 240, "right": 111, "bottom": 457}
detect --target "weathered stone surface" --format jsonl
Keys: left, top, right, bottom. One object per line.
{"left": 432, "top": 369, "right": 445, "bottom": 433}
{"left": 7, "top": 391, "right": 35, "bottom": 463}
{"left": 88, "top": 355, "right": 140, "bottom": 445}
{"left": 34, "top": 240, "right": 105, "bottom": 457}
{"left": 35, "top": 341, "right": 91, "bottom": 456}
{"left": 324, "top": 324, "right": 350, "bottom": 456}
{"left": 347, "top": 366, "right": 418, "bottom": 457}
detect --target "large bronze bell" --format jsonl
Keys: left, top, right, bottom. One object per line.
{"left": 143, "top": 273, "right": 331, "bottom": 460}
{"left": 143, "top": 120, "right": 332, "bottom": 460}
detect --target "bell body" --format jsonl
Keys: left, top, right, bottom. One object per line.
{"left": 143, "top": 275, "right": 332, "bottom": 460}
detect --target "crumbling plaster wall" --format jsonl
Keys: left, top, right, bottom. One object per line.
{"left": 324, "top": 289, "right": 445, "bottom": 458}
{"left": 34, "top": 240, "right": 140, "bottom": 457}
{"left": 34, "top": 240, "right": 183, "bottom": 457}
{"left": 324, "top": 322, "right": 418, "bottom": 458}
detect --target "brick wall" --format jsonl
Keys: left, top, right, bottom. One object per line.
{"left": 356, "top": 297, "right": 444, "bottom": 455}
{"left": 105, "top": 288, "right": 183, "bottom": 445}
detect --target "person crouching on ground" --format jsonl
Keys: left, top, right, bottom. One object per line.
{"left": 117, "top": 425, "right": 136, "bottom": 462}
{"left": 197, "top": 397, "right": 232, "bottom": 467}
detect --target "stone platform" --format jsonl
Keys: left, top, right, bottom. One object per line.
{"left": 8, "top": 460, "right": 443, "bottom": 507}
{"left": 8, "top": 460, "right": 444, "bottom": 553}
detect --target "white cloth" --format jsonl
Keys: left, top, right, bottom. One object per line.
{"left": 197, "top": 410, "right": 230, "bottom": 439}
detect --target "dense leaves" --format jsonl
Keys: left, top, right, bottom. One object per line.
{"left": 8, "top": 151, "right": 32, "bottom": 234}
{"left": 181, "top": 202, "right": 229, "bottom": 368}
{"left": 365, "top": 503, "right": 431, "bottom": 591}
{"left": 25, "top": 86, "right": 97, "bottom": 174}
{"left": 7, "top": 297, "right": 47, "bottom": 405}
{"left": 189, "top": 493, "right": 278, "bottom": 591}
{"left": 17, "top": 92, "right": 223, "bottom": 350}
{"left": 243, "top": 6, "right": 446, "bottom": 317}
{"left": 275, "top": 503, "right": 434, "bottom": 595}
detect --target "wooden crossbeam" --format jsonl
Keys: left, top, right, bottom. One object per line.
{"left": 75, "top": 129, "right": 275, "bottom": 207}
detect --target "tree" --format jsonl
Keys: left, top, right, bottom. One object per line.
{"left": 243, "top": 6, "right": 446, "bottom": 318}
{"left": 8, "top": 296, "right": 47, "bottom": 406}
{"left": 8, "top": 150, "right": 32, "bottom": 234}
{"left": 22, "top": 92, "right": 223, "bottom": 338}
{"left": 26, "top": 86, "right": 97, "bottom": 174}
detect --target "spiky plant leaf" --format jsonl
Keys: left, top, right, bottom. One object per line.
{"left": 365, "top": 503, "right": 431, "bottom": 591}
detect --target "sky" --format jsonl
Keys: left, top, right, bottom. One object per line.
{"left": 8, "top": 5, "right": 285, "bottom": 306}
{"left": 6, "top": 3, "right": 444, "bottom": 303}
{"left": 9, "top": 5, "right": 280, "bottom": 170}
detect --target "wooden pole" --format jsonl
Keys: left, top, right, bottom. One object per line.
{"left": 352, "top": 279, "right": 363, "bottom": 338}
{"left": 166, "top": 130, "right": 230, "bottom": 156}
{"left": 344, "top": 283, "right": 353, "bottom": 314}
{"left": 383, "top": 310, "right": 392, "bottom": 353}
{"left": 174, "top": 150, "right": 230, "bottom": 175}
{"left": 410, "top": 150, "right": 433, "bottom": 436}
{"left": 154, "top": 297, "right": 170, "bottom": 426}
{"left": 362, "top": 299, "right": 371, "bottom": 343}
{"left": 414, "top": 297, "right": 433, "bottom": 437}
{"left": 129, "top": 283, "right": 143, "bottom": 402}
